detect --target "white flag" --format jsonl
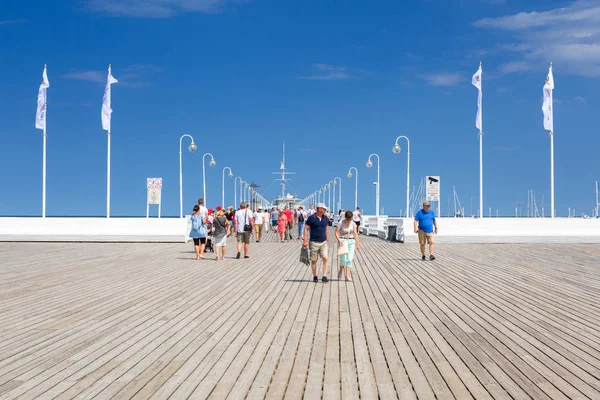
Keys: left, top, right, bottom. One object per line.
{"left": 102, "top": 66, "right": 118, "bottom": 132}
{"left": 542, "top": 66, "right": 554, "bottom": 132}
{"left": 35, "top": 66, "right": 50, "bottom": 131}
{"left": 280, "top": 161, "right": 284, "bottom": 170}
{"left": 472, "top": 65, "right": 482, "bottom": 131}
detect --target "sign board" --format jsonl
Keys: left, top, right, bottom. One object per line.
{"left": 147, "top": 178, "right": 162, "bottom": 205}
{"left": 425, "top": 176, "right": 440, "bottom": 202}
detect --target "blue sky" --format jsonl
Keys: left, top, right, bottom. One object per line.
{"left": 1, "top": 0, "right": 599, "bottom": 217}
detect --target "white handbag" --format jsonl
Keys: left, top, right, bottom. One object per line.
{"left": 337, "top": 241, "right": 348, "bottom": 256}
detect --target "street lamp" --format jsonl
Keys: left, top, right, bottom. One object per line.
{"left": 234, "top": 176, "right": 242, "bottom": 207}
{"left": 179, "top": 134, "right": 197, "bottom": 218}
{"left": 202, "top": 153, "right": 216, "bottom": 206}
{"left": 347, "top": 167, "right": 358, "bottom": 210}
{"left": 327, "top": 180, "right": 334, "bottom": 212}
{"left": 366, "top": 154, "right": 380, "bottom": 217}
{"left": 222, "top": 167, "right": 232, "bottom": 208}
{"left": 334, "top": 177, "right": 342, "bottom": 211}
{"left": 392, "top": 135, "right": 410, "bottom": 218}
{"left": 241, "top": 181, "right": 247, "bottom": 202}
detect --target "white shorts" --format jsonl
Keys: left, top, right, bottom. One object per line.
{"left": 215, "top": 235, "right": 227, "bottom": 247}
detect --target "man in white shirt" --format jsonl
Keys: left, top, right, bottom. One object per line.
{"left": 234, "top": 202, "right": 254, "bottom": 259}
{"left": 253, "top": 207, "right": 264, "bottom": 242}
{"left": 197, "top": 198, "right": 208, "bottom": 216}
{"left": 307, "top": 204, "right": 316, "bottom": 217}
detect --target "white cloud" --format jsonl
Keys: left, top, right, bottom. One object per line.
{"left": 574, "top": 96, "right": 587, "bottom": 104}
{"left": 88, "top": 0, "right": 244, "bottom": 18}
{"left": 62, "top": 64, "right": 161, "bottom": 87}
{"left": 297, "top": 64, "right": 360, "bottom": 81}
{"left": 474, "top": 1, "right": 600, "bottom": 76}
{"left": 0, "top": 19, "right": 26, "bottom": 25}
{"left": 419, "top": 72, "right": 462, "bottom": 86}
{"left": 498, "top": 61, "right": 533, "bottom": 74}
{"left": 62, "top": 70, "right": 105, "bottom": 83}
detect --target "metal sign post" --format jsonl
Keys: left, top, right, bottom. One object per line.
{"left": 147, "top": 178, "right": 163, "bottom": 218}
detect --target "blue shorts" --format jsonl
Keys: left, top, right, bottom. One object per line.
{"left": 271, "top": 220, "right": 277, "bottom": 227}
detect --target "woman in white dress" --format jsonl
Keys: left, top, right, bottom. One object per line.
{"left": 335, "top": 210, "right": 361, "bottom": 281}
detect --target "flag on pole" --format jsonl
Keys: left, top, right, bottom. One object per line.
{"left": 472, "top": 64, "right": 482, "bottom": 131}
{"left": 36, "top": 65, "right": 50, "bottom": 131}
{"left": 102, "top": 65, "right": 118, "bottom": 132}
{"left": 542, "top": 65, "right": 554, "bottom": 132}
{"left": 280, "top": 161, "right": 284, "bottom": 170}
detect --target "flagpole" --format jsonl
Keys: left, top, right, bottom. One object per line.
{"left": 42, "top": 127, "right": 47, "bottom": 218}
{"left": 107, "top": 64, "right": 112, "bottom": 219}
{"left": 42, "top": 63, "right": 47, "bottom": 218}
{"left": 107, "top": 130, "right": 111, "bottom": 218}
{"left": 549, "top": 62, "right": 555, "bottom": 219}
{"left": 478, "top": 62, "right": 483, "bottom": 219}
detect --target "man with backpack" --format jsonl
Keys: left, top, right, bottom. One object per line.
{"left": 296, "top": 206, "right": 307, "bottom": 240}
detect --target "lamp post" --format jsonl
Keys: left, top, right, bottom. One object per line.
{"left": 222, "top": 167, "right": 232, "bottom": 208}
{"left": 348, "top": 167, "right": 358, "bottom": 210}
{"left": 234, "top": 176, "right": 242, "bottom": 207}
{"left": 366, "top": 154, "right": 380, "bottom": 217}
{"left": 202, "top": 153, "right": 216, "bottom": 205}
{"left": 334, "top": 177, "right": 342, "bottom": 211}
{"left": 392, "top": 135, "right": 410, "bottom": 218}
{"left": 241, "top": 181, "right": 247, "bottom": 202}
{"left": 179, "top": 134, "right": 197, "bottom": 218}
{"left": 327, "top": 181, "right": 333, "bottom": 211}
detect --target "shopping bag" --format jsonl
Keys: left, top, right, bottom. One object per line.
{"left": 299, "top": 246, "right": 310, "bottom": 266}
{"left": 337, "top": 241, "right": 348, "bottom": 256}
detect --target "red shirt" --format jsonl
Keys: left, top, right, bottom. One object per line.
{"left": 283, "top": 209, "right": 293, "bottom": 221}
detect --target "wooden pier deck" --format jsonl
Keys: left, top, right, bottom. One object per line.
{"left": 1, "top": 229, "right": 599, "bottom": 399}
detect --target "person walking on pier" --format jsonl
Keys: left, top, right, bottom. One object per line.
{"left": 352, "top": 207, "right": 362, "bottom": 234}
{"left": 296, "top": 206, "right": 307, "bottom": 240}
{"left": 213, "top": 209, "right": 230, "bottom": 260}
{"left": 414, "top": 201, "right": 438, "bottom": 260}
{"left": 278, "top": 210, "right": 288, "bottom": 242}
{"left": 307, "top": 204, "right": 316, "bottom": 217}
{"left": 335, "top": 210, "right": 360, "bottom": 282}
{"left": 283, "top": 205, "right": 294, "bottom": 240}
{"left": 253, "top": 207, "right": 264, "bottom": 243}
{"left": 189, "top": 205, "right": 208, "bottom": 260}
{"left": 303, "top": 203, "right": 330, "bottom": 283}
{"left": 235, "top": 202, "right": 254, "bottom": 259}
{"left": 270, "top": 207, "right": 279, "bottom": 233}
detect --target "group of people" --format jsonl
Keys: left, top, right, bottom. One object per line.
{"left": 189, "top": 196, "right": 438, "bottom": 282}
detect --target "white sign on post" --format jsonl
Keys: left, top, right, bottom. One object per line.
{"left": 146, "top": 178, "right": 162, "bottom": 218}
{"left": 426, "top": 176, "right": 440, "bottom": 201}
{"left": 426, "top": 176, "right": 440, "bottom": 216}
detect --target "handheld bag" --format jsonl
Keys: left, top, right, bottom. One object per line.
{"left": 243, "top": 210, "right": 253, "bottom": 232}
{"left": 337, "top": 241, "right": 349, "bottom": 256}
{"left": 300, "top": 246, "right": 310, "bottom": 266}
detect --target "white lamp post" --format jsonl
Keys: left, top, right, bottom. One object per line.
{"left": 327, "top": 181, "right": 334, "bottom": 211}
{"left": 392, "top": 135, "right": 410, "bottom": 218}
{"left": 347, "top": 167, "right": 358, "bottom": 210}
{"left": 366, "top": 154, "right": 380, "bottom": 217}
{"left": 202, "top": 152, "right": 216, "bottom": 205}
{"left": 222, "top": 167, "right": 232, "bottom": 207}
{"left": 179, "top": 134, "right": 197, "bottom": 218}
{"left": 234, "top": 176, "right": 242, "bottom": 207}
{"left": 334, "top": 177, "right": 342, "bottom": 211}
{"left": 241, "top": 181, "right": 247, "bottom": 202}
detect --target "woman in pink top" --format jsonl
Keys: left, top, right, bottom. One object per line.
{"left": 277, "top": 212, "right": 288, "bottom": 242}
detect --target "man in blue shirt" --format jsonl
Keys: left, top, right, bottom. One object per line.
{"left": 414, "top": 201, "right": 438, "bottom": 260}
{"left": 303, "top": 203, "right": 330, "bottom": 283}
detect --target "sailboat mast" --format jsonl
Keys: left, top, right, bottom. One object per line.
{"left": 282, "top": 143, "right": 286, "bottom": 199}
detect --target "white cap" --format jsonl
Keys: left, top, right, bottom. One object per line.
{"left": 317, "top": 202, "right": 327, "bottom": 210}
